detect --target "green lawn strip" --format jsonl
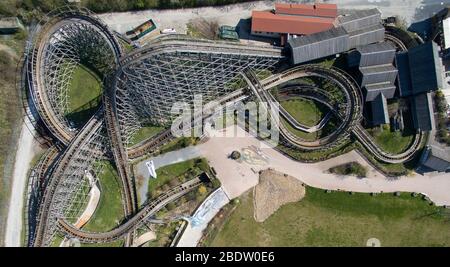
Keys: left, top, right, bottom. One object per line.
{"left": 148, "top": 158, "right": 209, "bottom": 199}
{"left": 82, "top": 161, "right": 124, "bottom": 232}
{"left": 65, "top": 64, "right": 102, "bottom": 126}
{"left": 277, "top": 139, "right": 354, "bottom": 162}
{"left": 211, "top": 188, "right": 450, "bottom": 247}
{"left": 50, "top": 233, "right": 65, "bottom": 247}
{"left": 367, "top": 125, "right": 414, "bottom": 154}
{"left": 128, "top": 125, "right": 165, "bottom": 147}
{"left": 158, "top": 137, "right": 197, "bottom": 155}
{"left": 81, "top": 239, "right": 124, "bottom": 247}
{"left": 280, "top": 98, "right": 325, "bottom": 127}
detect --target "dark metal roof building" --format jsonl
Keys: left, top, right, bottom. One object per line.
{"left": 350, "top": 42, "right": 398, "bottom": 102}
{"left": 352, "top": 42, "right": 397, "bottom": 67}
{"left": 338, "top": 9, "right": 382, "bottom": 32}
{"left": 360, "top": 64, "right": 398, "bottom": 87}
{"left": 397, "top": 42, "right": 443, "bottom": 96}
{"left": 347, "top": 23, "right": 385, "bottom": 48}
{"left": 420, "top": 145, "right": 450, "bottom": 172}
{"left": 408, "top": 41, "right": 443, "bottom": 94}
{"left": 395, "top": 51, "right": 413, "bottom": 97}
{"left": 364, "top": 82, "right": 397, "bottom": 102}
{"left": 411, "top": 92, "right": 435, "bottom": 131}
{"left": 370, "top": 94, "right": 389, "bottom": 125}
{"left": 288, "top": 27, "right": 349, "bottom": 64}
{"left": 288, "top": 8, "right": 385, "bottom": 64}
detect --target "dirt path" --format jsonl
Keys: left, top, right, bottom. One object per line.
{"left": 4, "top": 120, "right": 38, "bottom": 247}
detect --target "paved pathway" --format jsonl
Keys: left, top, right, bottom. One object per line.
{"left": 198, "top": 126, "right": 450, "bottom": 205}
{"left": 176, "top": 188, "right": 230, "bottom": 247}
{"left": 5, "top": 121, "right": 38, "bottom": 247}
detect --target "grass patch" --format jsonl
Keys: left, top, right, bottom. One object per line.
{"left": 148, "top": 158, "right": 209, "bottom": 199}
{"left": 65, "top": 64, "right": 102, "bottom": 127}
{"left": 129, "top": 125, "right": 164, "bottom": 147}
{"left": 280, "top": 98, "right": 326, "bottom": 128}
{"left": 81, "top": 239, "right": 124, "bottom": 247}
{"left": 328, "top": 162, "right": 367, "bottom": 178}
{"left": 367, "top": 125, "right": 415, "bottom": 154}
{"left": 82, "top": 161, "right": 124, "bottom": 232}
{"left": 50, "top": 233, "right": 65, "bottom": 247}
{"left": 281, "top": 118, "right": 318, "bottom": 141}
{"left": 211, "top": 188, "right": 450, "bottom": 247}
{"left": 158, "top": 137, "right": 198, "bottom": 155}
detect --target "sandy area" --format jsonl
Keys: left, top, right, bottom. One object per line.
{"left": 254, "top": 169, "right": 305, "bottom": 222}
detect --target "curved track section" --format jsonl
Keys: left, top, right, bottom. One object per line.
{"left": 246, "top": 65, "right": 423, "bottom": 163}
{"left": 27, "top": 6, "right": 122, "bottom": 145}
{"left": 353, "top": 125, "right": 424, "bottom": 164}
{"left": 243, "top": 65, "right": 363, "bottom": 150}
{"left": 32, "top": 111, "right": 107, "bottom": 247}
{"left": 57, "top": 178, "right": 202, "bottom": 243}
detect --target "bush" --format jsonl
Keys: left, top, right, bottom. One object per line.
{"left": 328, "top": 162, "right": 367, "bottom": 178}
{"left": 434, "top": 90, "right": 450, "bottom": 145}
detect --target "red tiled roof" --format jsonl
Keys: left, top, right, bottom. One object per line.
{"left": 251, "top": 10, "right": 335, "bottom": 35}
{"left": 275, "top": 3, "right": 338, "bottom": 18}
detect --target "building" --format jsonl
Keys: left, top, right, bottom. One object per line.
{"left": 347, "top": 42, "right": 398, "bottom": 126}
{"left": 0, "top": 17, "right": 23, "bottom": 34}
{"left": 338, "top": 9, "right": 385, "bottom": 48}
{"left": 288, "top": 27, "right": 349, "bottom": 64}
{"left": 420, "top": 145, "right": 450, "bottom": 172}
{"left": 348, "top": 42, "right": 397, "bottom": 67}
{"left": 430, "top": 7, "right": 450, "bottom": 57}
{"left": 288, "top": 8, "right": 385, "bottom": 65}
{"left": 395, "top": 41, "right": 443, "bottom": 131}
{"left": 411, "top": 92, "right": 435, "bottom": 131}
{"left": 370, "top": 94, "right": 390, "bottom": 125}
{"left": 396, "top": 41, "right": 444, "bottom": 97}
{"left": 251, "top": 3, "right": 338, "bottom": 40}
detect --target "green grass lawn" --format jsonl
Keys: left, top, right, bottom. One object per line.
{"left": 129, "top": 125, "right": 165, "bottom": 147}
{"left": 82, "top": 161, "right": 124, "bottom": 232}
{"left": 211, "top": 187, "right": 450, "bottom": 247}
{"left": 65, "top": 64, "right": 102, "bottom": 127}
{"left": 148, "top": 158, "right": 209, "bottom": 199}
{"left": 280, "top": 98, "right": 326, "bottom": 127}
{"left": 158, "top": 137, "right": 197, "bottom": 155}
{"left": 367, "top": 125, "right": 414, "bottom": 154}
{"left": 281, "top": 118, "right": 318, "bottom": 141}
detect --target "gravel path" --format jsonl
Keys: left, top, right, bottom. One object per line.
{"left": 4, "top": 121, "right": 38, "bottom": 247}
